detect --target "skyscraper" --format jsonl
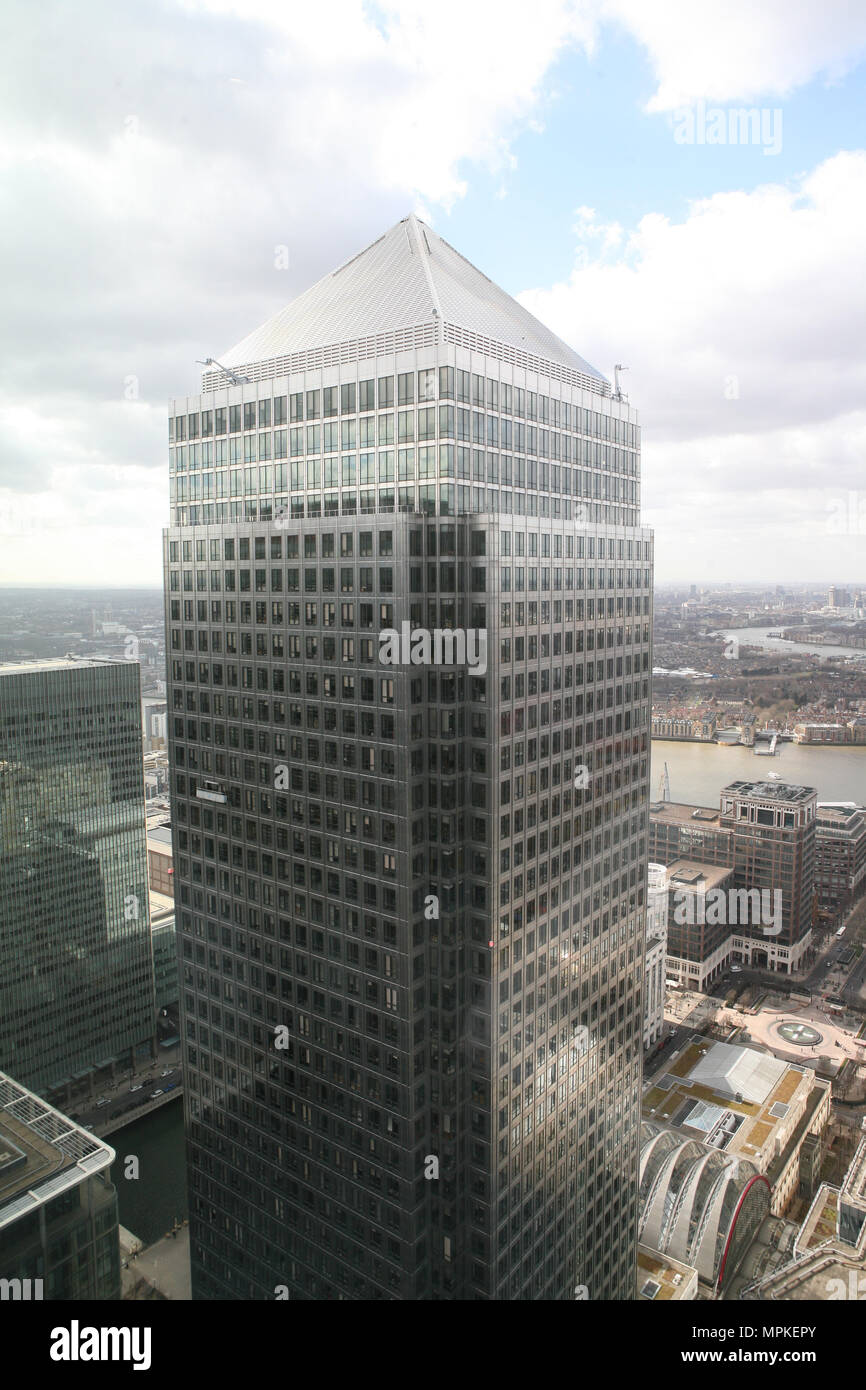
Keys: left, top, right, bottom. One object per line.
{"left": 0, "top": 658, "right": 155, "bottom": 1099}
{"left": 166, "top": 216, "right": 652, "bottom": 1300}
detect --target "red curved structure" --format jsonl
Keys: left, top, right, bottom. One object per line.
{"left": 717, "top": 1173, "right": 772, "bottom": 1289}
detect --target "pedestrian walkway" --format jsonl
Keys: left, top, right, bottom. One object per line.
{"left": 122, "top": 1222, "right": 191, "bottom": 1301}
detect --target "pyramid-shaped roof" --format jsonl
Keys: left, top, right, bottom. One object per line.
{"left": 212, "top": 215, "right": 605, "bottom": 386}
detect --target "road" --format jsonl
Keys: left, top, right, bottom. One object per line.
{"left": 67, "top": 1047, "right": 183, "bottom": 1137}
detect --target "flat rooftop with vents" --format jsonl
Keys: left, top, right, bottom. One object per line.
{"left": 0, "top": 1072, "right": 115, "bottom": 1230}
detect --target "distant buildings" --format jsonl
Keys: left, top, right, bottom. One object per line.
{"left": 828, "top": 587, "right": 851, "bottom": 610}
{"left": 651, "top": 712, "right": 717, "bottom": 741}
{"left": 794, "top": 720, "right": 866, "bottom": 745}
{"left": 0, "top": 1070, "right": 120, "bottom": 1300}
{"left": 0, "top": 658, "right": 156, "bottom": 1100}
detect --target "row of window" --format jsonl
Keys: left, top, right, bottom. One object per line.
{"left": 172, "top": 371, "right": 639, "bottom": 442}
{"left": 169, "top": 529, "right": 647, "bottom": 563}
{"left": 171, "top": 428, "right": 638, "bottom": 473}
{"left": 173, "top": 495, "right": 641, "bottom": 527}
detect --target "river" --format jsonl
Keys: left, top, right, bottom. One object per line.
{"left": 720, "top": 626, "right": 866, "bottom": 663}
{"left": 112, "top": 1099, "right": 188, "bottom": 1247}
{"left": 651, "top": 739, "right": 866, "bottom": 808}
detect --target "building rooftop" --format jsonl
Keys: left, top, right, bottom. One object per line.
{"left": 649, "top": 802, "right": 724, "bottom": 826}
{"left": 0, "top": 1072, "right": 115, "bottom": 1231}
{"left": 146, "top": 825, "right": 173, "bottom": 848}
{"left": 204, "top": 214, "right": 607, "bottom": 391}
{"left": 149, "top": 889, "right": 175, "bottom": 927}
{"left": 644, "top": 1040, "right": 818, "bottom": 1168}
{"left": 0, "top": 656, "right": 131, "bottom": 677}
{"left": 637, "top": 1246, "right": 696, "bottom": 1300}
{"left": 666, "top": 859, "right": 734, "bottom": 893}
{"left": 721, "top": 780, "right": 817, "bottom": 803}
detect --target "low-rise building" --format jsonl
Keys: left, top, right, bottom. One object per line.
{"left": 739, "top": 1138, "right": 866, "bottom": 1301}
{"left": 0, "top": 1071, "right": 120, "bottom": 1300}
{"left": 643, "top": 1040, "right": 831, "bottom": 1219}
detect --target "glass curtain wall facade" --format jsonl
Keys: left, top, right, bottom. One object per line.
{"left": 0, "top": 660, "right": 155, "bottom": 1096}
{"left": 166, "top": 220, "right": 652, "bottom": 1300}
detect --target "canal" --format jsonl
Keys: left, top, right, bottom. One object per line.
{"left": 112, "top": 1099, "right": 188, "bottom": 1248}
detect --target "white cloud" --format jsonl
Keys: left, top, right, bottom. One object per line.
{"left": 520, "top": 152, "right": 866, "bottom": 581}
{"left": 604, "top": 0, "right": 866, "bottom": 110}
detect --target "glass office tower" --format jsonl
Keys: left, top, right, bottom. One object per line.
{"left": 0, "top": 658, "right": 155, "bottom": 1097}
{"left": 166, "top": 216, "right": 652, "bottom": 1299}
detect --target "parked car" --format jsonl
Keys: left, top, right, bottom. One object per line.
{"left": 150, "top": 1089, "right": 164, "bottom": 1098}
{"left": 96, "top": 1097, "right": 110, "bottom": 1107}
{"left": 163, "top": 1082, "right": 176, "bottom": 1091}
{"left": 161, "top": 1069, "right": 173, "bottom": 1078}
{"left": 130, "top": 1083, "right": 143, "bottom": 1093}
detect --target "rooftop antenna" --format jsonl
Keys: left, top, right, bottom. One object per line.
{"left": 196, "top": 357, "right": 251, "bottom": 385}
{"left": 613, "top": 364, "right": 628, "bottom": 401}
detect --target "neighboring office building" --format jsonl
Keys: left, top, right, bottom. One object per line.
{"left": 663, "top": 860, "right": 735, "bottom": 993}
{"left": 146, "top": 813, "right": 174, "bottom": 898}
{"left": 814, "top": 804, "right": 866, "bottom": 920}
{"left": 0, "top": 1070, "right": 120, "bottom": 1300}
{"left": 165, "top": 215, "right": 653, "bottom": 1301}
{"left": 720, "top": 781, "right": 816, "bottom": 974}
{"left": 150, "top": 890, "right": 179, "bottom": 1014}
{"left": 644, "top": 864, "right": 668, "bottom": 1051}
{"left": 648, "top": 801, "right": 734, "bottom": 871}
{"left": 0, "top": 659, "right": 156, "bottom": 1101}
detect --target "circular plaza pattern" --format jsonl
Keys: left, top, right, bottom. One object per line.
{"left": 776, "top": 1021, "right": 824, "bottom": 1047}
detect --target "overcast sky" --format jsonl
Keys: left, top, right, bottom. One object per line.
{"left": 2, "top": 0, "right": 865, "bottom": 587}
